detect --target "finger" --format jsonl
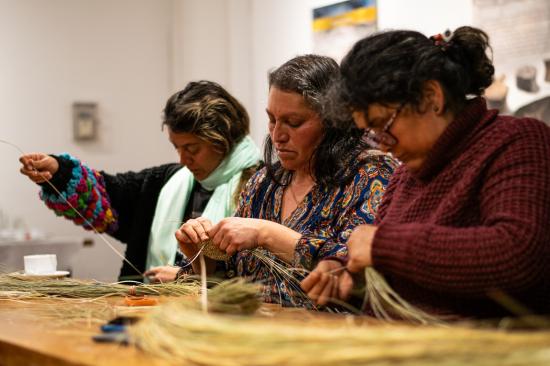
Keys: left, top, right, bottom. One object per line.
{"left": 225, "top": 243, "right": 237, "bottom": 256}
{"left": 207, "top": 220, "right": 223, "bottom": 240}
{"left": 338, "top": 271, "right": 354, "bottom": 300}
{"left": 346, "top": 258, "right": 363, "bottom": 274}
{"left": 180, "top": 222, "right": 200, "bottom": 244}
{"left": 32, "top": 171, "right": 51, "bottom": 183}
{"left": 149, "top": 275, "right": 161, "bottom": 283}
{"left": 31, "top": 156, "right": 51, "bottom": 170}
{"left": 197, "top": 217, "right": 213, "bottom": 231}
{"left": 211, "top": 227, "right": 225, "bottom": 248}
{"left": 22, "top": 168, "right": 46, "bottom": 183}
{"left": 193, "top": 221, "right": 209, "bottom": 242}
{"left": 175, "top": 228, "right": 195, "bottom": 245}
{"left": 300, "top": 271, "right": 320, "bottom": 292}
{"left": 19, "top": 155, "right": 38, "bottom": 170}
{"left": 177, "top": 240, "right": 199, "bottom": 258}
{"left": 307, "top": 272, "right": 330, "bottom": 304}
{"left": 330, "top": 276, "right": 340, "bottom": 300}
{"left": 20, "top": 166, "right": 33, "bottom": 177}
{"left": 317, "top": 276, "right": 334, "bottom": 306}
{"left": 218, "top": 234, "right": 231, "bottom": 252}
{"left": 143, "top": 269, "right": 158, "bottom": 276}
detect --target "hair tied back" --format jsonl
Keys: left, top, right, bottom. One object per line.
{"left": 430, "top": 29, "right": 453, "bottom": 51}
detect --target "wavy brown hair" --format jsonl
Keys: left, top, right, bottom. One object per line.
{"left": 163, "top": 80, "right": 260, "bottom": 196}
{"left": 163, "top": 80, "right": 250, "bottom": 157}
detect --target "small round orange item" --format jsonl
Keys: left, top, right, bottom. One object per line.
{"left": 124, "top": 295, "right": 158, "bottom": 307}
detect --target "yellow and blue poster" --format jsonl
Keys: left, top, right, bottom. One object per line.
{"left": 313, "top": 0, "right": 377, "bottom": 61}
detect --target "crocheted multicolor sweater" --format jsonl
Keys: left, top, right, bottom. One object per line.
{"left": 40, "top": 154, "right": 118, "bottom": 233}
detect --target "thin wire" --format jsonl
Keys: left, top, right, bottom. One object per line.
{"left": 1, "top": 139, "right": 142, "bottom": 276}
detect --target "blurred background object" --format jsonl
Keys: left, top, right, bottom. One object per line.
{"left": 516, "top": 65, "right": 539, "bottom": 93}
{"left": 514, "top": 96, "right": 550, "bottom": 126}
{"left": 485, "top": 74, "right": 509, "bottom": 113}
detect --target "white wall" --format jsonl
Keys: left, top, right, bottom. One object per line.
{"left": 0, "top": 0, "right": 474, "bottom": 281}
{"left": 0, "top": 0, "right": 175, "bottom": 281}
{"left": 242, "top": 0, "right": 473, "bottom": 147}
{"left": 378, "top": 0, "right": 473, "bottom": 35}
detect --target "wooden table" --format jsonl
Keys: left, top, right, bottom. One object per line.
{"left": 0, "top": 298, "right": 170, "bottom": 366}
{"left": 0, "top": 297, "right": 325, "bottom": 366}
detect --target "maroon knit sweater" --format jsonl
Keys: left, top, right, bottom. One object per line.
{"left": 372, "top": 98, "right": 550, "bottom": 319}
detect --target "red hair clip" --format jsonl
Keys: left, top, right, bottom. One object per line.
{"left": 430, "top": 29, "right": 452, "bottom": 50}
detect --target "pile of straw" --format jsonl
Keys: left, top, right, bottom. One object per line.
{"left": 251, "top": 249, "right": 444, "bottom": 323}
{"left": 29, "top": 298, "right": 124, "bottom": 327}
{"left": 0, "top": 274, "right": 201, "bottom": 299}
{"left": 362, "top": 268, "right": 443, "bottom": 324}
{"left": 130, "top": 303, "right": 550, "bottom": 366}
{"left": 206, "top": 278, "right": 261, "bottom": 315}
{"left": 1, "top": 277, "right": 261, "bottom": 328}
{"left": 201, "top": 239, "right": 231, "bottom": 260}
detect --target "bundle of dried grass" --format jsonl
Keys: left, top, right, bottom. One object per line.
{"left": 0, "top": 274, "right": 201, "bottom": 299}
{"left": 3, "top": 277, "right": 261, "bottom": 329}
{"left": 362, "top": 268, "right": 443, "bottom": 324}
{"left": 130, "top": 304, "right": 550, "bottom": 366}
{"left": 201, "top": 239, "right": 231, "bottom": 260}
{"left": 250, "top": 249, "right": 317, "bottom": 309}
{"left": 30, "top": 298, "right": 121, "bottom": 327}
{"left": 207, "top": 278, "right": 262, "bottom": 315}
{"left": 250, "top": 249, "right": 444, "bottom": 322}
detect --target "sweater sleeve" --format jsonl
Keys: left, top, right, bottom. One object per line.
{"left": 39, "top": 154, "right": 118, "bottom": 234}
{"left": 294, "top": 155, "right": 396, "bottom": 270}
{"left": 372, "top": 121, "right": 550, "bottom": 296}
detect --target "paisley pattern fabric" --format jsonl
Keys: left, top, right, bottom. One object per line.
{"left": 228, "top": 151, "right": 397, "bottom": 307}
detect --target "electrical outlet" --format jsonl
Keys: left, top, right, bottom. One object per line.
{"left": 73, "top": 102, "right": 98, "bottom": 141}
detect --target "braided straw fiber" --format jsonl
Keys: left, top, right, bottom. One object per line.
{"left": 201, "top": 240, "right": 230, "bottom": 260}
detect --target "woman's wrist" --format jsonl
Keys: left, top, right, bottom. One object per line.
{"left": 256, "top": 219, "right": 301, "bottom": 262}
{"left": 256, "top": 219, "right": 270, "bottom": 249}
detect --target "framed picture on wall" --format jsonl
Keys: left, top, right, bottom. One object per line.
{"left": 313, "top": 0, "right": 377, "bottom": 62}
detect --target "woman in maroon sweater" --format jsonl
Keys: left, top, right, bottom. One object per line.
{"left": 302, "top": 26, "right": 550, "bottom": 318}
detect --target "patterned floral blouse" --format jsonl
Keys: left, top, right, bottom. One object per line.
{"left": 227, "top": 151, "right": 397, "bottom": 308}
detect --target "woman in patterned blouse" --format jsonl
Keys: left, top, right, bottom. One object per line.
{"left": 177, "top": 55, "right": 396, "bottom": 307}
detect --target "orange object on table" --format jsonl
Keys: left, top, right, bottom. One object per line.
{"left": 124, "top": 295, "right": 158, "bottom": 307}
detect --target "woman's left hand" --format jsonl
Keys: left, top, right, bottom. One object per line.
{"left": 300, "top": 259, "right": 353, "bottom": 306}
{"left": 208, "top": 217, "right": 263, "bottom": 256}
{"left": 346, "top": 224, "right": 377, "bottom": 273}
{"left": 143, "top": 266, "right": 180, "bottom": 283}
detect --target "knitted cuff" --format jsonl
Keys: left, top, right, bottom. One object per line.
{"left": 39, "top": 154, "right": 74, "bottom": 195}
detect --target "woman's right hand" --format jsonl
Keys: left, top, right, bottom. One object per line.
{"left": 175, "top": 217, "right": 213, "bottom": 257}
{"left": 19, "top": 153, "right": 59, "bottom": 183}
{"left": 175, "top": 217, "right": 217, "bottom": 275}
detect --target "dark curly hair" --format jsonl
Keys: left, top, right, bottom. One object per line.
{"left": 265, "top": 54, "right": 366, "bottom": 188}
{"left": 162, "top": 80, "right": 249, "bottom": 157}
{"left": 329, "top": 26, "right": 494, "bottom": 118}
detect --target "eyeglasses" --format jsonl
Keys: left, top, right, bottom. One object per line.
{"left": 364, "top": 105, "right": 403, "bottom": 149}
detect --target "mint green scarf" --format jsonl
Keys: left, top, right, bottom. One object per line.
{"left": 145, "top": 136, "right": 261, "bottom": 270}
